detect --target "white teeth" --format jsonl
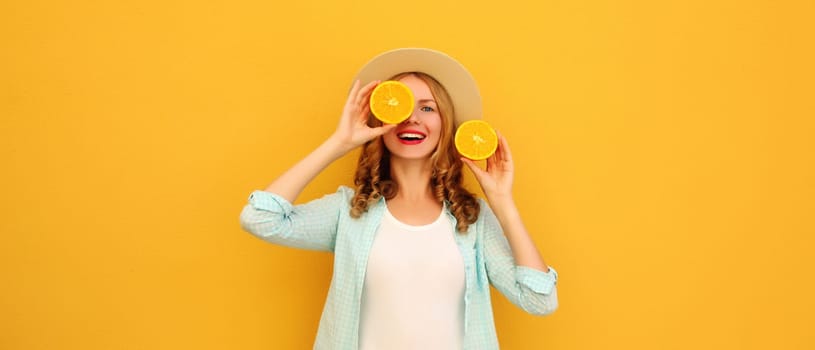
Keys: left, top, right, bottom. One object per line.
{"left": 398, "top": 133, "right": 426, "bottom": 139}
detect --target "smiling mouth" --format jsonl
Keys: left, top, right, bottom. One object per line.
{"left": 397, "top": 132, "right": 427, "bottom": 141}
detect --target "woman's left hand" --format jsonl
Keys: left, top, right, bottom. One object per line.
{"left": 461, "top": 132, "right": 515, "bottom": 202}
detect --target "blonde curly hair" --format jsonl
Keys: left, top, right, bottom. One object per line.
{"left": 349, "top": 72, "right": 480, "bottom": 232}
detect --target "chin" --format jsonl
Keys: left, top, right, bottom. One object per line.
{"left": 384, "top": 141, "right": 437, "bottom": 160}
{"left": 389, "top": 151, "right": 434, "bottom": 160}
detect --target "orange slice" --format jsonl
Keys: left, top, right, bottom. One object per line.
{"left": 369, "top": 80, "right": 415, "bottom": 124}
{"left": 455, "top": 120, "right": 498, "bottom": 160}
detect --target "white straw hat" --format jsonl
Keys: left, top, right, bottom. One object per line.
{"left": 351, "top": 48, "right": 482, "bottom": 126}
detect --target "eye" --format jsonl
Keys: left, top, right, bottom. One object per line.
{"left": 421, "top": 106, "right": 435, "bottom": 112}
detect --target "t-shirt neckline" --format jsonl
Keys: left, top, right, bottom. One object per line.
{"left": 383, "top": 202, "right": 447, "bottom": 232}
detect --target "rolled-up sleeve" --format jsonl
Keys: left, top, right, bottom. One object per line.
{"left": 239, "top": 187, "right": 350, "bottom": 252}
{"left": 480, "top": 201, "right": 559, "bottom": 316}
{"left": 516, "top": 266, "right": 558, "bottom": 294}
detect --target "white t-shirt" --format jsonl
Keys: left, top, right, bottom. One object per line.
{"left": 358, "top": 203, "right": 466, "bottom": 350}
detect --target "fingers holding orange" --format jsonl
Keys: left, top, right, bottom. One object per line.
{"left": 495, "top": 132, "right": 513, "bottom": 163}
{"left": 357, "top": 80, "right": 379, "bottom": 106}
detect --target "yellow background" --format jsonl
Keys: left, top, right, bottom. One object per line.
{"left": 2, "top": 0, "right": 813, "bottom": 349}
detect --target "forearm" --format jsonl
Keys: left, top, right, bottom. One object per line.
{"left": 488, "top": 195, "right": 549, "bottom": 272}
{"left": 264, "top": 136, "right": 349, "bottom": 203}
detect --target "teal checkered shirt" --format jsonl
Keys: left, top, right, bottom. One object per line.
{"left": 240, "top": 186, "right": 558, "bottom": 349}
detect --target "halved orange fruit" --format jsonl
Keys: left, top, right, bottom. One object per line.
{"left": 455, "top": 120, "right": 498, "bottom": 160}
{"left": 369, "top": 80, "right": 415, "bottom": 124}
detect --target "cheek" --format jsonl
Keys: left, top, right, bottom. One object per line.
{"left": 383, "top": 128, "right": 402, "bottom": 141}
{"left": 426, "top": 113, "right": 443, "bottom": 132}
{"left": 430, "top": 118, "right": 444, "bottom": 139}
{"left": 426, "top": 116, "right": 444, "bottom": 145}
{"left": 382, "top": 133, "right": 398, "bottom": 149}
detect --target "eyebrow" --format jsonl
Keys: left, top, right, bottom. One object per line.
{"left": 418, "top": 99, "right": 437, "bottom": 104}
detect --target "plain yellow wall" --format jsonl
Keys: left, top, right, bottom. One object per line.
{"left": 2, "top": 0, "right": 813, "bottom": 349}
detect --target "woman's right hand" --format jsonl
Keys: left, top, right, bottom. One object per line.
{"left": 330, "top": 80, "right": 397, "bottom": 153}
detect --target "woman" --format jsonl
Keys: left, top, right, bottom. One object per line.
{"left": 240, "top": 48, "right": 558, "bottom": 349}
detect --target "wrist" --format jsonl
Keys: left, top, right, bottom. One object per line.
{"left": 486, "top": 191, "right": 514, "bottom": 205}
{"left": 486, "top": 193, "right": 517, "bottom": 213}
{"left": 321, "top": 136, "right": 352, "bottom": 159}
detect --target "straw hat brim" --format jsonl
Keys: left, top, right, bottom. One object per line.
{"left": 351, "top": 48, "right": 482, "bottom": 126}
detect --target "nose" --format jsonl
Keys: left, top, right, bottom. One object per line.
{"left": 402, "top": 108, "right": 420, "bottom": 124}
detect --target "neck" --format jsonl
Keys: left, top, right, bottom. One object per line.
{"left": 389, "top": 156, "right": 434, "bottom": 202}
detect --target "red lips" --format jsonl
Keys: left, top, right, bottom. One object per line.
{"left": 396, "top": 129, "right": 427, "bottom": 145}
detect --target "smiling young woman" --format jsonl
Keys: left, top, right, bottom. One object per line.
{"left": 352, "top": 72, "right": 477, "bottom": 232}
{"left": 239, "top": 48, "right": 559, "bottom": 349}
